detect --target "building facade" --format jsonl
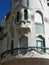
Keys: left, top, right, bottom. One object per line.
{"left": 1, "top": 0, "right": 49, "bottom": 59}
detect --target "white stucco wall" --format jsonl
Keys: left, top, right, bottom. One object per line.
{"left": 44, "top": 22, "right": 49, "bottom": 52}
{"left": 28, "top": 20, "right": 36, "bottom": 47}
{"left": 29, "top": 0, "right": 43, "bottom": 11}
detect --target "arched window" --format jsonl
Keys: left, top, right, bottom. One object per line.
{"left": 35, "top": 11, "right": 43, "bottom": 24}
{"left": 19, "top": 35, "right": 28, "bottom": 54}
{"left": 24, "top": 9, "right": 28, "bottom": 20}
{"left": 36, "top": 35, "right": 45, "bottom": 52}
{"left": 35, "top": 11, "right": 44, "bottom": 34}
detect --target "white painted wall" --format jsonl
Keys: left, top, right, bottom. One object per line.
{"left": 44, "top": 22, "right": 49, "bottom": 52}
{"left": 28, "top": 20, "right": 36, "bottom": 47}
{"left": 29, "top": 0, "right": 43, "bottom": 10}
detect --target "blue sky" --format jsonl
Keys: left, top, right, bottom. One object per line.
{"left": 0, "top": 0, "right": 11, "bottom": 25}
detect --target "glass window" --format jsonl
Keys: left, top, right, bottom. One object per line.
{"left": 36, "top": 38, "right": 45, "bottom": 52}
{"left": 19, "top": 35, "right": 28, "bottom": 54}
{"left": 35, "top": 12, "right": 44, "bottom": 34}
{"left": 36, "top": 40, "right": 43, "bottom": 52}
{"left": 35, "top": 23, "right": 44, "bottom": 34}
{"left": 35, "top": 12, "right": 42, "bottom": 23}
{"left": 24, "top": 9, "right": 28, "bottom": 20}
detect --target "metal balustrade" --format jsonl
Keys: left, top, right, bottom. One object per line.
{"left": 0, "top": 46, "right": 49, "bottom": 60}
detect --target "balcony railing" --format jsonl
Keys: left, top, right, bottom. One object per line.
{"left": 1, "top": 46, "right": 49, "bottom": 60}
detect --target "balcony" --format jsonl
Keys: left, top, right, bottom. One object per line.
{"left": 1, "top": 46, "right": 49, "bottom": 60}
{"left": 15, "top": 9, "right": 32, "bottom": 31}
{"left": 16, "top": 21, "right": 31, "bottom": 32}
{"left": 35, "top": 23, "right": 45, "bottom": 34}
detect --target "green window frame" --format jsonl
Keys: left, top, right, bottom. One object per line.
{"left": 36, "top": 40, "right": 45, "bottom": 52}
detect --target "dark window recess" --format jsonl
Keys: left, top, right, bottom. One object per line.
{"left": 19, "top": 35, "right": 28, "bottom": 54}
{"left": 16, "top": 11, "right": 20, "bottom": 22}
{"left": 47, "top": 3, "right": 49, "bottom": 6}
{"left": 24, "top": 9, "right": 28, "bottom": 20}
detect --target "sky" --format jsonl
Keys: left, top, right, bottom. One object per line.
{"left": 0, "top": 0, "right": 11, "bottom": 25}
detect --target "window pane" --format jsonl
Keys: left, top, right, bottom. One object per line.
{"left": 35, "top": 13, "right": 42, "bottom": 23}
{"left": 35, "top": 23, "right": 45, "bottom": 34}
{"left": 36, "top": 40, "right": 45, "bottom": 52}
{"left": 38, "top": 41, "right": 41, "bottom": 47}
{"left": 19, "top": 36, "right": 28, "bottom": 54}
{"left": 37, "top": 41, "right": 42, "bottom": 51}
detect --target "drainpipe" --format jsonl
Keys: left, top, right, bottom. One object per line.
{"left": 10, "top": 0, "right": 14, "bottom": 54}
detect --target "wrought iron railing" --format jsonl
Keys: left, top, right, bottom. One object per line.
{"left": 0, "top": 46, "right": 49, "bottom": 60}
